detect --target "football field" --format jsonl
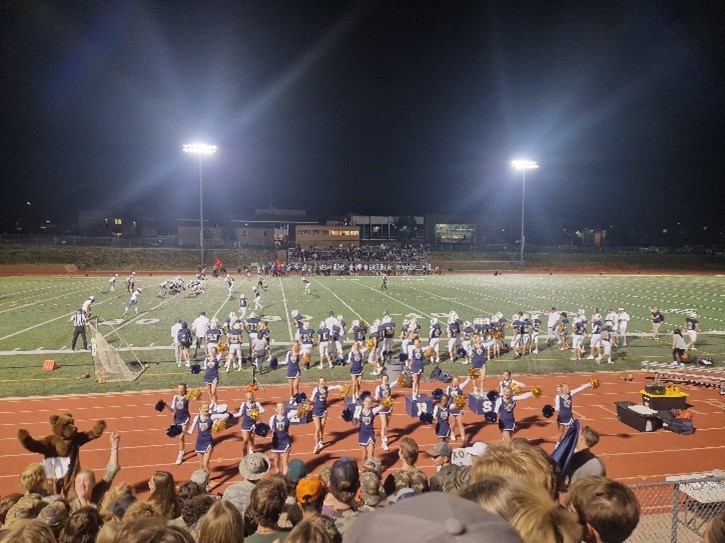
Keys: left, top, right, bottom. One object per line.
{"left": 0, "top": 272, "right": 723, "bottom": 398}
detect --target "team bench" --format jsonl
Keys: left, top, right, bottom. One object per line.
{"left": 641, "top": 360, "right": 725, "bottom": 395}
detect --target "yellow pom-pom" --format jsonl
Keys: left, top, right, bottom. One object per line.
{"left": 338, "top": 383, "right": 351, "bottom": 400}
{"left": 396, "top": 375, "right": 408, "bottom": 388}
{"left": 589, "top": 377, "right": 600, "bottom": 389}
{"left": 454, "top": 395, "right": 467, "bottom": 409}
{"left": 301, "top": 353, "right": 311, "bottom": 364}
{"left": 248, "top": 407, "right": 261, "bottom": 422}
{"left": 425, "top": 348, "right": 436, "bottom": 359}
{"left": 365, "top": 339, "right": 376, "bottom": 350}
{"left": 297, "top": 402, "right": 312, "bottom": 418}
{"left": 468, "top": 368, "right": 480, "bottom": 379}
{"left": 212, "top": 418, "right": 228, "bottom": 433}
{"left": 381, "top": 396, "right": 393, "bottom": 409}
{"left": 218, "top": 342, "right": 228, "bottom": 354}
{"left": 531, "top": 386, "right": 542, "bottom": 398}
{"left": 186, "top": 389, "right": 202, "bottom": 400}
{"left": 510, "top": 383, "right": 522, "bottom": 394}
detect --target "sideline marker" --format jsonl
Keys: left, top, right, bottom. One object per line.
{"left": 42, "top": 360, "right": 58, "bottom": 371}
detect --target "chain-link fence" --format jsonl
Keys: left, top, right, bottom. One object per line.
{"left": 627, "top": 475, "right": 724, "bottom": 542}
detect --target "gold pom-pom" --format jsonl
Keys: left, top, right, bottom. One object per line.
{"left": 301, "top": 353, "right": 311, "bottom": 364}
{"left": 365, "top": 339, "right": 376, "bottom": 350}
{"left": 468, "top": 368, "right": 480, "bottom": 379}
{"left": 297, "top": 402, "right": 312, "bottom": 418}
{"left": 248, "top": 407, "right": 261, "bottom": 422}
{"left": 338, "top": 383, "right": 351, "bottom": 399}
{"left": 218, "top": 342, "right": 229, "bottom": 354}
{"left": 381, "top": 396, "right": 393, "bottom": 409}
{"left": 510, "top": 383, "right": 522, "bottom": 394}
{"left": 212, "top": 418, "right": 228, "bottom": 433}
{"left": 454, "top": 395, "right": 467, "bottom": 409}
{"left": 531, "top": 386, "right": 542, "bottom": 398}
{"left": 396, "top": 375, "right": 408, "bottom": 388}
{"left": 425, "top": 348, "right": 435, "bottom": 359}
{"left": 589, "top": 377, "right": 600, "bottom": 389}
{"left": 186, "top": 388, "right": 202, "bottom": 400}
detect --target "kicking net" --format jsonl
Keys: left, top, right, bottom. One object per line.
{"left": 89, "top": 322, "right": 145, "bottom": 382}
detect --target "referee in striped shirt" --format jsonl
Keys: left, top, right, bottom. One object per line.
{"left": 70, "top": 308, "right": 89, "bottom": 350}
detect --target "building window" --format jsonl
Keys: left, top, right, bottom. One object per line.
{"left": 435, "top": 224, "right": 475, "bottom": 244}
{"left": 114, "top": 218, "right": 122, "bottom": 226}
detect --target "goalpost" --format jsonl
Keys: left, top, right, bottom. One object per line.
{"left": 89, "top": 320, "right": 146, "bottom": 382}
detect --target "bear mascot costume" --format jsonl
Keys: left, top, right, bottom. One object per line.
{"left": 18, "top": 413, "right": 106, "bottom": 498}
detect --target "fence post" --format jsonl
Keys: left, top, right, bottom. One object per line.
{"left": 671, "top": 482, "right": 679, "bottom": 543}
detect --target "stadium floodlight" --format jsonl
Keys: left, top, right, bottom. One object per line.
{"left": 183, "top": 143, "right": 217, "bottom": 268}
{"left": 511, "top": 160, "right": 539, "bottom": 266}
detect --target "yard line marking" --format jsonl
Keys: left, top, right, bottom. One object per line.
{"left": 312, "top": 278, "right": 363, "bottom": 320}
{"left": 277, "top": 277, "right": 295, "bottom": 341}
{"left": 354, "top": 280, "right": 431, "bottom": 319}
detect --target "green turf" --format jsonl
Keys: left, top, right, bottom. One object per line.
{"left": 0, "top": 273, "right": 723, "bottom": 397}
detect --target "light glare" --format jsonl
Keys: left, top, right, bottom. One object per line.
{"left": 183, "top": 143, "right": 218, "bottom": 155}
{"left": 511, "top": 159, "right": 539, "bottom": 170}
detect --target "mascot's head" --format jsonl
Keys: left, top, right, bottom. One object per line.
{"left": 50, "top": 414, "right": 77, "bottom": 439}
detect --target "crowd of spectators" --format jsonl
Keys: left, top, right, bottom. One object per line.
{"left": 7, "top": 424, "right": 720, "bottom": 543}
{"left": 286, "top": 244, "right": 431, "bottom": 276}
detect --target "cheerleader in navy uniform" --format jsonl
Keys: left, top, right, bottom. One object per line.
{"left": 269, "top": 402, "right": 298, "bottom": 475}
{"left": 354, "top": 395, "right": 384, "bottom": 463}
{"left": 203, "top": 346, "right": 221, "bottom": 410}
{"left": 373, "top": 374, "right": 397, "bottom": 451}
{"left": 234, "top": 391, "right": 266, "bottom": 457}
{"left": 166, "top": 383, "right": 191, "bottom": 465}
{"left": 285, "top": 341, "right": 302, "bottom": 405}
{"left": 446, "top": 376, "right": 471, "bottom": 445}
{"left": 494, "top": 386, "right": 534, "bottom": 446}
{"left": 310, "top": 377, "right": 343, "bottom": 454}
{"left": 499, "top": 370, "right": 526, "bottom": 396}
{"left": 554, "top": 382, "right": 592, "bottom": 447}
{"left": 470, "top": 336, "right": 488, "bottom": 396}
{"left": 187, "top": 402, "right": 214, "bottom": 471}
{"left": 432, "top": 394, "right": 452, "bottom": 443}
{"left": 407, "top": 338, "right": 424, "bottom": 400}
{"left": 348, "top": 341, "right": 364, "bottom": 401}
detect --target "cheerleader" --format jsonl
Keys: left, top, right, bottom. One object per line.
{"left": 373, "top": 374, "right": 397, "bottom": 451}
{"left": 269, "top": 402, "right": 297, "bottom": 475}
{"left": 234, "top": 391, "right": 266, "bottom": 457}
{"left": 310, "top": 377, "right": 343, "bottom": 454}
{"left": 203, "top": 346, "right": 221, "bottom": 410}
{"left": 446, "top": 376, "right": 471, "bottom": 445}
{"left": 494, "top": 386, "right": 534, "bottom": 446}
{"left": 348, "top": 341, "right": 364, "bottom": 401}
{"left": 166, "top": 383, "right": 191, "bottom": 465}
{"left": 554, "top": 382, "right": 592, "bottom": 446}
{"left": 432, "top": 394, "right": 452, "bottom": 443}
{"left": 407, "top": 338, "right": 425, "bottom": 400}
{"left": 285, "top": 341, "right": 302, "bottom": 405}
{"left": 353, "top": 395, "right": 384, "bottom": 464}
{"left": 470, "top": 336, "right": 487, "bottom": 395}
{"left": 499, "top": 370, "right": 526, "bottom": 396}
{"left": 187, "top": 402, "right": 214, "bottom": 471}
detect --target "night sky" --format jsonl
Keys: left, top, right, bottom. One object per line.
{"left": 1, "top": 1, "right": 724, "bottom": 235}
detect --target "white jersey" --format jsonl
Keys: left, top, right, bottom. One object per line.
{"left": 171, "top": 322, "right": 182, "bottom": 343}
{"left": 192, "top": 315, "right": 210, "bottom": 337}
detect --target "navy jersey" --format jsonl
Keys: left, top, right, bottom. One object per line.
{"left": 246, "top": 317, "right": 261, "bottom": 336}
{"left": 331, "top": 324, "right": 342, "bottom": 342}
{"left": 685, "top": 318, "right": 698, "bottom": 331}
{"left": 382, "top": 322, "right": 396, "bottom": 339}
{"left": 300, "top": 327, "right": 315, "bottom": 345}
{"left": 318, "top": 327, "right": 331, "bottom": 342}
{"left": 205, "top": 327, "right": 222, "bottom": 344}
{"left": 228, "top": 329, "right": 242, "bottom": 345}
{"left": 448, "top": 321, "right": 461, "bottom": 337}
{"left": 352, "top": 325, "right": 367, "bottom": 342}
{"left": 430, "top": 324, "right": 442, "bottom": 338}
{"left": 591, "top": 320, "right": 602, "bottom": 334}
{"left": 171, "top": 394, "right": 190, "bottom": 425}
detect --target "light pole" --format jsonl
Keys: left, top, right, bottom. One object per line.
{"left": 183, "top": 143, "right": 217, "bottom": 269}
{"left": 511, "top": 160, "right": 539, "bottom": 266}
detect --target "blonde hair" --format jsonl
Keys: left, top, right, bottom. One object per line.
{"left": 100, "top": 482, "right": 135, "bottom": 515}
{"left": 458, "top": 476, "right": 528, "bottom": 520}
{"left": 123, "top": 500, "right": 161, "bottom": 520}
{"left": 0, "top": 519, "right": 56, "bottom": 543}
{"left": 19, "top": 464, "right": 46, "bottom": 492}
{"left": 147, "top": 471, "right": 180, "bottom": 519}
{"left": 507, "top": 489, "right": 583, "bottom": 543}
{"left": 197, "top": 500, "right": 245, "bottom": 543}
{"left": 397, "top": 437, "right": 419, "bottom": 466}
{"left": 470, "top": 444, "right": 557, "bottom": 497}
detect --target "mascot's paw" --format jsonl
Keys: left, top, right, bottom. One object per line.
{"left": 18, "top": 429, "right": 30, "bottom": 441}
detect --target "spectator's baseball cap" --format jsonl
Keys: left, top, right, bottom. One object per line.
{"left": 345, "top": 492, "right": 523, "bottom": 543}
{"left": 388, "top": 487, "right": 417, "bottom": 504}
{"left": 286, "top": 459, "right": 307, "bottom": 483}
{"left": 190, "top": 469, "right": 209, "bottom": 488}
{"left": 427, "top": 442, "right": 452, "bottom": 457}
{"left": 239, "top": 453, "right": 270, "bottom": 481}
{"left": 296, "top": 476, "right": 325, "bottom": 504}
{"left": 463, "top": 442, "right": 488, "bottom": 457}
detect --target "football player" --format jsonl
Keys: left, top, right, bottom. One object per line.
{"left": 428, "top": 318, "right": 443, "bottom": 364}
{"left": 685, "top": 312, "right": 700, "bottom": 351}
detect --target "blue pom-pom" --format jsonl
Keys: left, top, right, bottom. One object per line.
{"left": 166, "top": 424, "right": 182, "bottom": 438}
{"left": 293, "top": 392, "right": 307, "bottom": 405}
{"left": 189, "top": 364, "right": 201, "bottom": 374}
{"left": 486, "top": 390, "right": 500, "bottom": 403}
{"left": 419, "top": 412, "right": 434, "bottom": 424}
{"left": 457, "top": 348, "right": 467, "bottom": 357}
{"left": 542, "top": 404, "right": 556, "bottom": 419}
{"left": 269, "top": 357, "right": 278, "bottom": 369}
{"left": 254, "top": 423, "right": 270, "bottom": 437}
{"left": 333, "top": 357, "right": 346, "bottom": 366}
{"left": 431, "top": 388, "right": 444, "bottom": 401}
{"left": 342, "top": 408, "right": 353, "bottom": 422}
{"left": 154, "top": 400, "right": 166, "bottom": 412}
{"left": 360, "top": 390, "right": 371, "bottom": 402}
{"left": 398, "top": 353, "right": 408, "bottom": 363}
{"left": 484, "top": 411, "right": 497, "bottom": 423}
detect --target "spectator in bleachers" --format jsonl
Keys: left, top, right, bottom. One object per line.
{"left": 470, "top": 443, "right": 557, "bottom": 498}
{"left": 382, "top": 436, "right": 429, "bottom": 495}
{"left": 322, "top": 457, "right": 362, "bottom": 535}
{"left": 246, "top": 476, "right": 289, "bottom": 543}
{"left": 0, "top": 518, "right": 56, "bottom": 543}
{"left": 57, "top": 506, "right": 103, "bottom": 543}
{"left": 146, "top": 471, "right": 180, "bottom": 520}
{"left": 564, "top": 425, "right": 606, "bottom": 486}
{"left": 196, "top": 500, "right": 245, "bottom": 543}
